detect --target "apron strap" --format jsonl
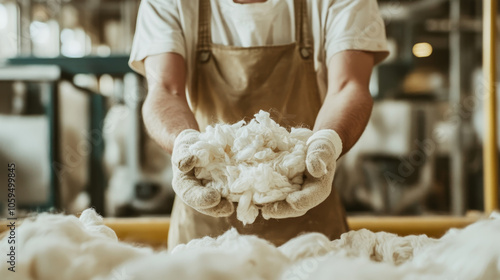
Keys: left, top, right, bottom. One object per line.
{"left": 197, "top": 0, "right": 212, "bottom": 52}
{"left": 294, "top": 0, "right": 313, "bottom": 57}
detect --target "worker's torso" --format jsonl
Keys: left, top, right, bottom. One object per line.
{"left": 161, "top": 0, "right": 334, "bottom": 101}
{"left": 168, "top": 0, "right": 348, "bottom": 248}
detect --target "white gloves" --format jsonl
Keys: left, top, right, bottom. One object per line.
{"left": 171, "top": 129, "right": 235, "bottom": 217}
{"left": 261, "top": 129, "right": 342, "bottom": 219}
{"left": 172, "top": 128, "right": 342, "bottom": 220}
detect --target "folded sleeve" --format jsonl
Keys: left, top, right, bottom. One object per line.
{"left": 128, "top": 0, "right": 186, "bottom": 76}
{"left": 325, "top": 0, "right": 389, "bottom": 66}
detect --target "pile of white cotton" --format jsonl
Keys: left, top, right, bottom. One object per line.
{"left": 189, "top": 110, "right": 314, "bottom": 224}
{"left": 2, "top": 209, "right": 500, "bottom": 280}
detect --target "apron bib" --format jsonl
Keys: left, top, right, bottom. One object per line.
{"left": 168, "top": 0, "right": 348, "bottom": 248}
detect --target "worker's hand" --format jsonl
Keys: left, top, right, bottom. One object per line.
{"left": 172, "top": 129, "right": 234, "bottom": 217}
{"left": 262, "top": 129, "right": 342, "bottom": 219}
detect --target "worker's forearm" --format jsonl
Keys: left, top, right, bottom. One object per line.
{"left": 142, "top": 87, "right": 199, "bottom": 154}
{"left": 313, "top": 84, "right": 373, "bottom": 157}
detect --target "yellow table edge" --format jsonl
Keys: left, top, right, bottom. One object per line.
{"left": 0, "top": 215, "right": 481, "bottom": 248}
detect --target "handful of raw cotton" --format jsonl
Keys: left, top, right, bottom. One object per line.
{"left": 189, "top": 111, "right": 314, "bottom": 224}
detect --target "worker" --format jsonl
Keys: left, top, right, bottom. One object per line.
{"left": 129, "top": 0, "right": 389, "bottom": 248}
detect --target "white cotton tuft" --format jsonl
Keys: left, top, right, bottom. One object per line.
{"left": 490, "top": 211, "right": 500, "bottom": 220}
{"left": 0, "top": 209, "right": 153, "bottom": 280}
{"left": 324, "top": 229, "right": 437, "bottom": 266}
{"left": 278, "top": 233, "right": 333, "bottom": 262}
{"left": 190, "top": 111, "right": 313, "bottom": 224}
{"left": 79, "top": 208, "right": 118, "bottom": 240}
{"left": 407, "top": 218, "right": 500, "bottom": 280}
{"left": 2, "top": 209, "right": 500, "bottom": 280}
{"left": 167, "top": 228, "right": 290, "bottom": 280}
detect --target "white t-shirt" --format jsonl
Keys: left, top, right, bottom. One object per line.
{"left": 129, "top": 0, "right": 389, "bottom": 99}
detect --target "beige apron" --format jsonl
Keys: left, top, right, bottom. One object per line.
{"left": 168, "top": 0, "right": 348, "bottom": 248}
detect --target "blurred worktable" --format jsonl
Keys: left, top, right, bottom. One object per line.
{"left": 105, "top": 215, "right": 481, "bottom": 248}
{"left": 0, "top": 215, "right": 482, "bottom": 248}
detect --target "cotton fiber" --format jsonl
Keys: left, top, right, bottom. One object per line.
{"left": 189, "top": 111, "right": 314, "bottom": 224}
{"left": 2, "top": 209, "right": 500, "bottom": 280}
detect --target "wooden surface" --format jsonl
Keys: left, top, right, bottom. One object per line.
{"left": 104, "top": 217, "right": 170, "bottom": 248}
{"left": 0, "top": 215, "right": 481, "bottom": 248}
{"left": 348, "top": 215, "right": 479, "bottom": 237}
{"left": 483, "top": 0, "right": 499, "bottom": 214}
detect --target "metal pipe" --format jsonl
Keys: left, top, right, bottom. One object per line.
{"left": 124, "top": 73, "right": 142, "bottom": 181}
{"left": 18, "top": 0, "right": 32, "bottom": 55}
{"left": 450, "top": 0, "right": 466, "bottom": 215}
{"left": 483, "top": 0, "right": 499, "bottom": 213}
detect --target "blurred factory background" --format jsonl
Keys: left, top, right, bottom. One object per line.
{"left": 0, "top": 0, "right": 497, "bottom": 218}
